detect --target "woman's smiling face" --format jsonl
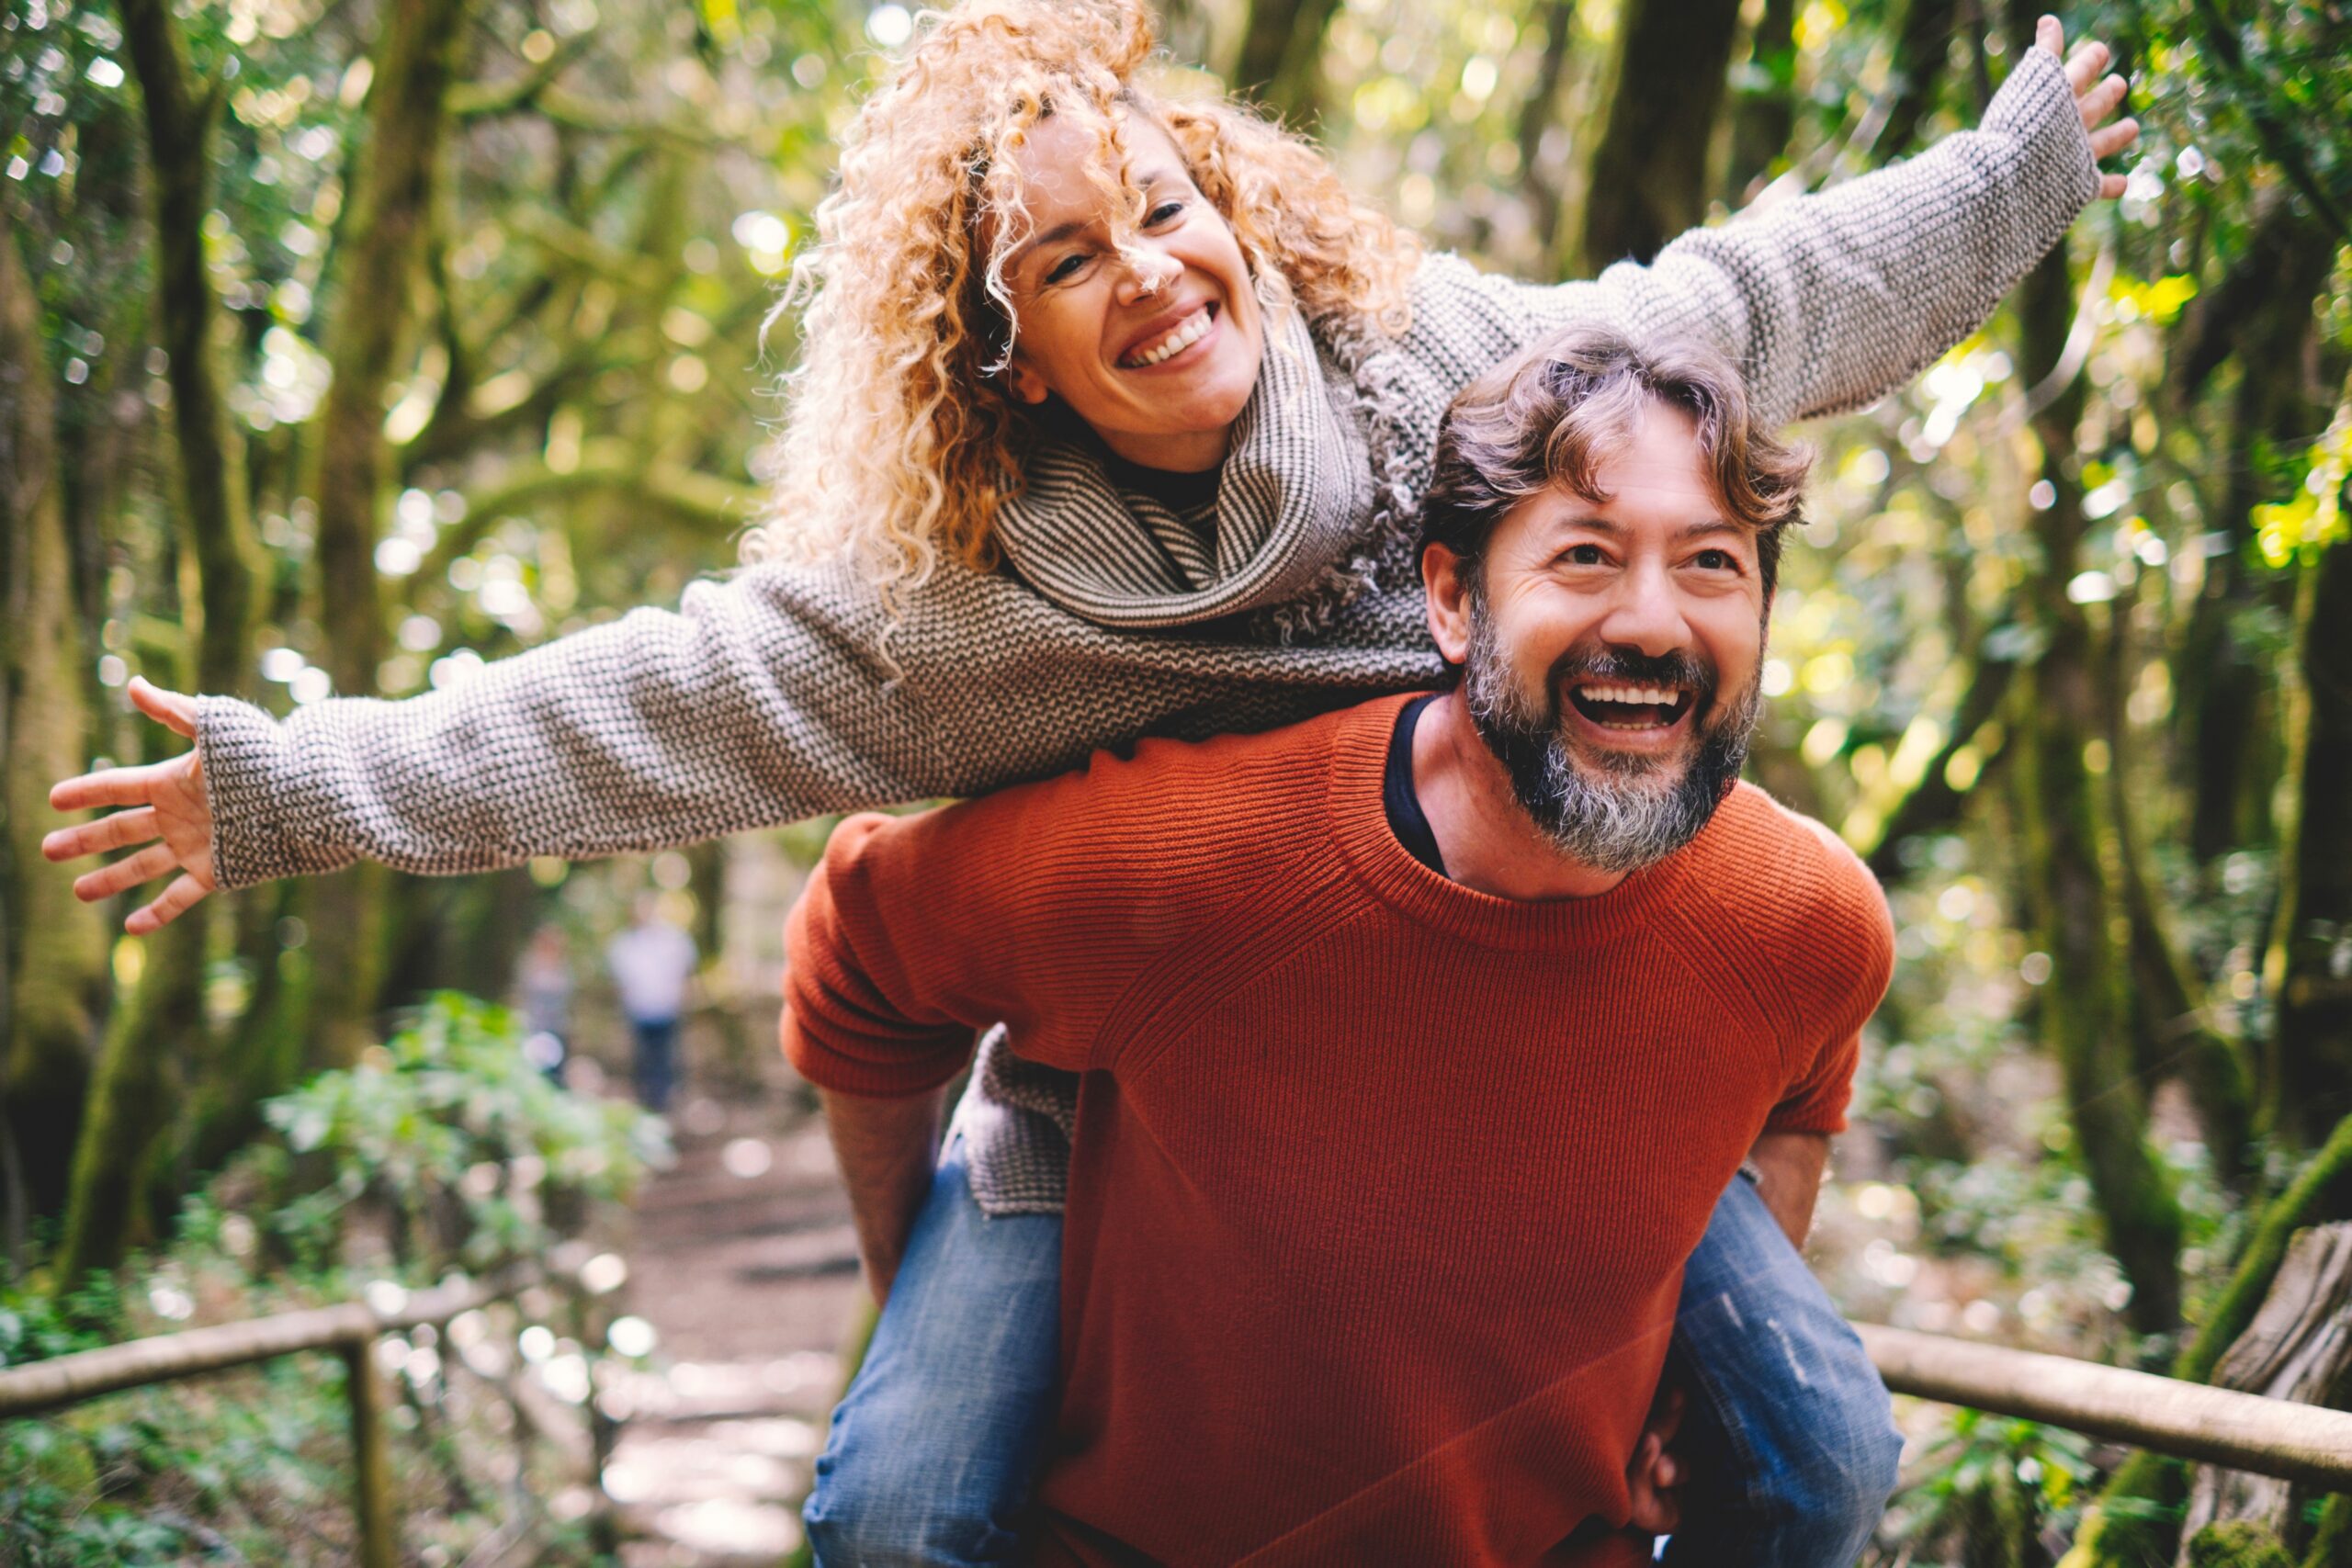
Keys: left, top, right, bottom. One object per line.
{"left": 996, "top": 112, "right": 1266, "bottom": 473}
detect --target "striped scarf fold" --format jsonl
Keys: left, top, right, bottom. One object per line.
{"left": 992, "top": 304, "right": 1379, "bottom": 628}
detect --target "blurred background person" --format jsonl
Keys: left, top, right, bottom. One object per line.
{"left": 607, "top": 896, "right": 698, "bottom": 1112}
{"left": 516, "top": 924, "right": 575, "bottom": 1084}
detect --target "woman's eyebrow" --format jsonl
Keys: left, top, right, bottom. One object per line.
{"left": 1010, "top": 218, "right": 1090, "bottom": 267}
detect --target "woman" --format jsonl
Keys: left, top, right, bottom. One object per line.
{"left": 50, "top": 2, "right": 2135, "bottom": 1558}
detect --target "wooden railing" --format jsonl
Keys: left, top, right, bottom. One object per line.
{"left": 1860, "top": 1325, "right": 2352, "bottom": 1489}
{"left": 0, "top": 1260, "right": 614, "bottom": 1567}
{"left": 6, "top": 1303, "right": 2350, "bottom": 1557}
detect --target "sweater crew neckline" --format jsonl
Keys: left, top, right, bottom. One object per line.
{"left": 1330, "top": 694, "right": 1707, "bottom": 949}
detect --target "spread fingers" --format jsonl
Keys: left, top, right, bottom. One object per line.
{"left": 2089, "top": 118, "right": 2140, "bottom": 162}
{"left": 51, "top": 762, "right": 166, "bottom": 813}
{"left": 128, "top": 874, "right": 213, "bottom": 935}
{"left": 44, "top": 807, "right": 160, "bottom": 863}
{"left": 2066, "top": 38, "right": 2111, "bottom": 94}
{"left": 74, "top": 841, "right": 181, "bottom": 903}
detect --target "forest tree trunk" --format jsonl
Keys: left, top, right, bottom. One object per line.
{"left": 0, "top": 214, "right": 109, "bottom": 1237}
{"left": 2061, "top": 1113, "right": 2352, "bottom": 1568}
{"left": 56, "top": 0, "right": 264, "bottom": 1285}
{"left": 1230, "top": 0, "right": 1340, "bottom": 126}
{"left": 2010, "top": 237, "right": 2184, "bottom": 1337}
{"left": 2268, "top": 524, "right": 2352, "bottom": 1146}
{"left": 1577, "top": 0, "right": 1744, "bottom": 272}
{"left": 1878, "top": 0, "right": 1961, "bottom": 161}
{"left": 2179, "top": 204, "right": 2334, "bottom": 865}
{"left": 1723, "top": 0, "right": 1798, "bottom": 203}
{"left": 305, "top": 0, "right": 470, "bottom": 1068}
{"left": 1514, "top": 0, "right": 1579, "bottom": 273}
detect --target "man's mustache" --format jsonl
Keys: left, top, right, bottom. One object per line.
{"left": 1544, "top": 646, "right": 1720, "bottom": 710}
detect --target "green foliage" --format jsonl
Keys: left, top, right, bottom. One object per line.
{"left": 262, "top": 991, "right": 666, "bottom": 1272}
{"left": 2186, "top": 1521, "right": 2296, "bottom": 1568}
{"left": 1886, "top": 1409, "right": 2099, "bottom": 1568}
{"left": 1, "top": 994, "right": 657, "bottom": 1565}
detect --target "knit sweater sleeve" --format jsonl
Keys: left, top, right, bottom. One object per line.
{"left": 1436, "top": 47, "right": 2099, "bottom": 429}
{"left": 782, "top": 750, "right": 1198, "bottom": 1096}
{"left": 1762, "top": 824, "right": 1897, "bottom": 1136}
{"left": 192, "top": 549, "right": 1348, "bottom": 890}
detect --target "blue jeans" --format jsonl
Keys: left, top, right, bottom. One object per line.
{"left": 630, "top": 1018, "right": 678, "bottom": 1111}
{"left": 806, "top": 1138, "right": 1062, "bottom": 1566}
{"left": 806, "top": 1155, "right": 1899, "bottom": 1567}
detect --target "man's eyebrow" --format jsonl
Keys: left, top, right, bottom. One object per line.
{"left": 1548, "top": 515, "right": 1744, "bottom": 543}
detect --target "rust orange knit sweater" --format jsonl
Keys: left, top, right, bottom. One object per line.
{"left": 785, "top": 694, "right": 1894, "bottom": 1566}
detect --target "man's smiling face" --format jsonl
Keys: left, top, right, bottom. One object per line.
{"left": 1428, "top": 399, "right": 1771, "bottom": 872}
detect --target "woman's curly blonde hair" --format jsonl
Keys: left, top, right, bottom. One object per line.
{"left": 743, "top": 0, "right": 1420, "bottom": 604}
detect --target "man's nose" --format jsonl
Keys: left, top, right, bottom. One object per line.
{"left": 1114, "top": 244, "right": 1182, "bottom": 304}
{"left": 1595, "top": 564, "right": 1690, "bottom": 657}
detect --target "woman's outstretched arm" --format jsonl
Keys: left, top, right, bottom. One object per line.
{"left": 1456, "top": 17, "right": 2135, "bottom": 431}
{"left": 45, "top": 547, "right": 1440, "bottom": 929}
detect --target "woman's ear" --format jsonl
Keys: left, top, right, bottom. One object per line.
{"left": 1005, "top": 359, "right": 1051, "bottom": 406}
{"left": 1422, "top": 544, "right": 1476, "bottom": 666}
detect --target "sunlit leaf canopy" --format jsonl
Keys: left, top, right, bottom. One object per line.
{"left": 4, "top": 0, "right": 2351, "bottom": 1560}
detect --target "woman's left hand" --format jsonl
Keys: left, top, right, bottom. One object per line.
{"left": 2038, "top": 15, "right": 2139, "bottom": 199}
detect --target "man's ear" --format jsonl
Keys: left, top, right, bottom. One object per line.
{"left": 1422, "top": 543, "right": 1476, "bottom": 666}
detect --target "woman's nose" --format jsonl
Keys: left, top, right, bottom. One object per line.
{"left": 1115, "top": 246, "right": 1182, "bottom": 303}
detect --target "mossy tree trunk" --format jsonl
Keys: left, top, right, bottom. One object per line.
{"left": 2010, "top": 234, "right": 2184, "bottom": 1338}
{"left": 303, "top": 0, "right": 470, "bottom": 1069}
{"left": 1723, "top": 0, "right": 1799, "bottom": 202}
{"left": 1877, "top": 0, "right": 1962, "bottom": 162}
{"left": 2060, "top": 1113, "right": 2352, "bottom": 1568}
{"left": 2176, "top": 200, "right": 2334, "bottom": 866}
{"left": 1230, "top": 0, "right": 1341, "bottom": 127}
{"left": 0, "top": 213, "right": 111, "bottom": 1254}
{"left": 55, "top": 0, "right": 263, "bottom": 1288}
{"left": 2266, "top": 523, "right": 2352, "bottom": 1146}
{"left": 1577, "top": 0, "right": 1745, "bottom": 272}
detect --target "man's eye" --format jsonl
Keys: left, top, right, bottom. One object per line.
{"left": 1693, "top": 549, "right": 1737, "bottom": 571}
{"left": 1566, "top": 543, "right": 1608, "bottom": 566}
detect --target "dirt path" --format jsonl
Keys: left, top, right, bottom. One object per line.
{"left": 604, "top": 1072, "right": 861, "bottom": 1566}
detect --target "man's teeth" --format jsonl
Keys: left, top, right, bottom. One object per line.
{"left": 1578, "top": 683, "right": 1680, "bottom": 705}
{"left": 1125, "top": 308, "right": 1210, "bottom": 367}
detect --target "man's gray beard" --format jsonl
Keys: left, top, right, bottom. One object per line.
{"left": 1461, "top": 597, "right": 1763, "bottom": 875}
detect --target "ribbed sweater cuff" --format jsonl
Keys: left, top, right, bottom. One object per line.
{"left": 198, "top": 694, "right": 355, "bottom": 889}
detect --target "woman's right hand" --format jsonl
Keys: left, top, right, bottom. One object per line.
{"left": 45, "top": 676, "right": 219, "bottom": 934}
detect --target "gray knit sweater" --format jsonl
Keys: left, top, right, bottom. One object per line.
{"left": 197, "top": 51, "right": 2097, "bottom": 1213}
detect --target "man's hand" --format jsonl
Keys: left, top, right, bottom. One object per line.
{"left": 2041, "top": 15, "right": 2140, "bottom": 200}
{"left": 44, "top": 677, "right": 219, "bottom": 934}
{"left": 1623, "top": 1382, "right": 1687, "bottom": 1536}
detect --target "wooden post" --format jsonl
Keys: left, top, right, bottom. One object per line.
{"left": 344, "top": 1337, "right": 398, "bottom": 1568}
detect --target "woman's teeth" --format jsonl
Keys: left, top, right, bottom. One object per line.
{"left": 1124, "top": 308, "right": 1211, "bottom": 367}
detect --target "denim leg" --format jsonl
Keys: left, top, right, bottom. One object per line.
{"left": 633, "top": 1020, "right": 677, "bottom": 1111}
{"left": 1659, "top": 1175, "right": 1903, "bottom": 1568}
{"left": 805, "top": 1138, "right": 1063, "bottom": 1568}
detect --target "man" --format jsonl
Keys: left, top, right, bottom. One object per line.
{"left": 786, "top": 324, "right": 1897, "bottom": 1565}
{"left": 607, "top": 895, "right": 698, "bottom": 1111}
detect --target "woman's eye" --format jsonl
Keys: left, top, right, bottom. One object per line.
{"left": 1146, "top": 200, "right": 1186, "bottom": 226}
{"left": 1693, "top": 548, "right": 1737, "bottom": 571}
{"left": 1044, "top": 253, "right": 1090, "bottom": 284}
{"left": 1566, "top": 543, "right": 1608, "bottom": 566}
